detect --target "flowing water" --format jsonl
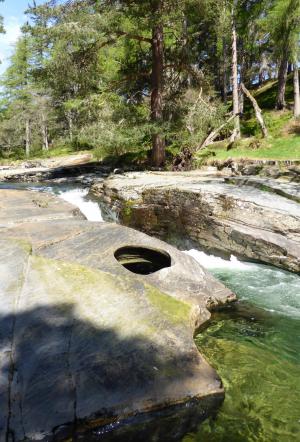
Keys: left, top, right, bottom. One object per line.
{"left": 1, "top": 181, "right": 300, "bottom": 441}
{"left": 184, "top": 250, "right": 300, "bottom": 442}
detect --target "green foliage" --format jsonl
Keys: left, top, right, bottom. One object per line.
{"left": 252, "top": 76, "right": 295, "bottom": 110}
{"left": 0, "top": 1, "right": 5, "bottom": 35}
{"left": 182, "top": 89, "right": 229, "bottom": 147}
{"left": 0, "top": 0, "right": 300, "bottom": 163}
{"left": 266, "top": 0, "right": 300, "bottom": 61}
{"left": 187, "top": 78, "right": 300, "bottom": 163}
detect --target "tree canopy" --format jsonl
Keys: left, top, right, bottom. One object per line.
{"left": 0, "top": 0, "right": 299, "bottom": 164}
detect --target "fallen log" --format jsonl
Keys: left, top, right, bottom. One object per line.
{"left": 241, "top": 83, "right": 268, "bottom": 138}
{"left": 197, "top": 113, "right": 236, "bottom": 150}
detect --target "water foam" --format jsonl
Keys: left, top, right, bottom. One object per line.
{"left": 57, "top": 188, "right": 103, "bottom": 222}
{"left": 185, "top": 249, "right": 253, "bottom": 270}
{"left": 185, "top": 248, "right": 300, "bottom": 318}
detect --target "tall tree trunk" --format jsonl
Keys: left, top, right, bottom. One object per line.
{"left": 294, "top": 64, "right": 300, "bottom": 118}
{"left": 41, "top": 113, "right": 49, "bottom": 151}
{"left": 222, "top": 37, "right": 228, "bottom": 104}
{"left": 151, "top": 1, "right": 165, "bottom": 167}
{"left": 182, "top": 15, "right": 192, "bottom": 86}
{"left": 239, "top": 43, "right": 246, "bottom": 115}
{"left": 276, "top": 54, "right": 288, "bottom": 109}
{"left": 259, "top": 53, "right": 268, "bottom": 85}
{"left": 231, "top": 9, "right": 240, "bottom": 140}
{"left": 67, "top": 111, "right": 73, "bottom": 142}
{"left": 25, "top": 119, "right": 31, "bottom": 158}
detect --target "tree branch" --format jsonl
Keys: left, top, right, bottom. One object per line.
{"left": 115, "top": 31, "right": 152, "bottom": 44}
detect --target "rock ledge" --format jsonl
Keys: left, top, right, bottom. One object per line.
{"left": 91, "top": 171, "right": 300, "bottom": 273}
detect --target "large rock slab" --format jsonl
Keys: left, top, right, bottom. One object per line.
{"left": 0, "top": 189, "right": 85, "bottom": 228}
{"left": 0, "top": 189, "right": 234, "bottom": 441}
{"left": 91, "top": 172, "right": 300, "bottom": 273}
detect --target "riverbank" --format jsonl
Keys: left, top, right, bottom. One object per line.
{"left": 2, "top": 156, "right": 299, "bottom": 273}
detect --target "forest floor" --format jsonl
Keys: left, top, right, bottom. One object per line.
{"left": 199, "top": 128, "right": 300, "bottom": 161}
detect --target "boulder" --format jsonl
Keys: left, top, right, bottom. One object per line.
{"left": 0, "top": 189, "right": 235, "bottom": 441}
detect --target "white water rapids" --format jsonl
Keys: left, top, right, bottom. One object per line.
{"left": 185, "top": 249, "right": 300, "bottom": 319}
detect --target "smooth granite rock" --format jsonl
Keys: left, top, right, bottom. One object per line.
{"left": 91, "top": 171, "right": 300, "bottom": 273}
{"left": 0, "top": 189, "right": 235, "bottom": 441}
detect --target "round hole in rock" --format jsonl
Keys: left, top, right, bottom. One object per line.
{"left": 114, "top": 246, "right": 171, "bottom": 275}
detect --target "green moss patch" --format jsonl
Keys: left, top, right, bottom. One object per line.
{"left": 146, "top": 285, "right": 191, "bottom": 325}
{"left": 121, "top": 200, "right": 137, "bottom": 224}
{"left": 12, "top": 238, "right": 33, "bottom": 255}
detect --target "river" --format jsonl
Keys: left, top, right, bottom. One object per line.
{"left": 185, "top": 250, "right": 300, "bottom": 442}
{"left": 1, "top": 181, "right": 300, "bottom": 441}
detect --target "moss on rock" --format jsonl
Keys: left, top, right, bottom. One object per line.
{"left": 146, "top": 284, "right": 191, "bottom": 325}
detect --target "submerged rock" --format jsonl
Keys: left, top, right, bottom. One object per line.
{"left": 0, "top": 189, "right": 234, "bottom": 441}
{"left": 91, "top": 171, "right": 300, "bottom": 273}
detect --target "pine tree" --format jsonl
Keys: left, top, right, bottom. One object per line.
{"left": 1, "top": 0, "right": 299, "bottom": 161}
{"left": 267, "top": 0, "right": 300, "bottom": 109}
{"left": 2, "top": 34, "right": 34, "bottom": 156}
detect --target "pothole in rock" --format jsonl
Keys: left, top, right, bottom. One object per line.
{"left": 114, "top": 246, "right": 171, "bottom": 275}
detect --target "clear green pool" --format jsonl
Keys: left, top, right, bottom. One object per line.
{"left": 184, "top": 254, "right": 300, "bottom": 442}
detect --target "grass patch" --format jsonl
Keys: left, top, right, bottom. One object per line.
{"left": 250, "top": 75, "right": 294, "bottom": 109}
{"left": 201, "top": 135, "right": 300, "bottom": 161}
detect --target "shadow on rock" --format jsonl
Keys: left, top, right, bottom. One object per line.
{"left": 0, "top": 304, "right": 222, "bottom": 442}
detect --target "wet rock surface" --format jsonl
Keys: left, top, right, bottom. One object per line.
{"left": 0, "top": 189, "right": 234, "bottom": 441}
{"left": 91, "top": 171, "right": 300, "bottom": 273}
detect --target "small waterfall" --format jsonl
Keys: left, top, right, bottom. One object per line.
{"left": 57, "top": 187, "right": 103, "bottom": 222}
{"left": 0, "top": 182, "right": 104, "bottom": 222}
